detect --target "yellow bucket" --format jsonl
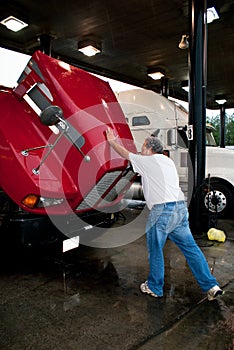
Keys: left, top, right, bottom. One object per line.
{"left": 207, "top": 228, "right": 226, "bottom": 242}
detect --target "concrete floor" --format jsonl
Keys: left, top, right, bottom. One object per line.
{"left": 0, "top": 203, "right": 233, "bottom": 350}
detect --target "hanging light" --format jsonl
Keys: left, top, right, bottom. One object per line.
{"left": 178, "top": 35, "right": 189, "bottom": 50}
{"left": 215, "top": 98, "right": 227, "bottom": 105}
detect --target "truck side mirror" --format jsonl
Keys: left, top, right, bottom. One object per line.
{"left": 167, "top": 129, "right": 176, "bottom": 146}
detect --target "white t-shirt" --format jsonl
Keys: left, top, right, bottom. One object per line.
{"left": 129, "top": 153, "right": 184, "bottom": 209}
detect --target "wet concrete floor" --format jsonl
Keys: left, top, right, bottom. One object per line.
{"left": 0, "top": 203, "right": 233, "bottom": 350}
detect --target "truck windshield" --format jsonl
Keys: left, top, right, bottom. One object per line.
{"left": 177, "top": 127, "right": 217, "bottom": 147}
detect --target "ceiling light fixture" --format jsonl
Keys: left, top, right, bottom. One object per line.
{"left": 207, "top": 7, "right": 219, "bottom": 24}
{"left": 178, "top": 35, "right": 189, "bottom": 50}
{"left": 181, "top": 81, "right": 189, "bottom": 92}
{"left": 215, "top": 98, "right": 227, "bottom": 105}
{"left": 78, "top": 40, "right": 101, "bottom": 57}
{"left": 147, "top": 69, "right": 165, "bottom": 80}
{"left": 182, "top": 86, "right": 189, "bottom": 92}
{"left": 0, "top": 16, "right": 28, "bottom": 32}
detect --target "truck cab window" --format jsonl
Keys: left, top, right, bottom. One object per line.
{"left": 132, "top": 115, "right": 150, "bottom": 126}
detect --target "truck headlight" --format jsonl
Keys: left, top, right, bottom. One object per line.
{"left": 22, "top": 194, "right": 64, "bottom": 209}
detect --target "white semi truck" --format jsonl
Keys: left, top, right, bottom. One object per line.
{"left": 116, "top": 88, "right": 234, "bottom": 217}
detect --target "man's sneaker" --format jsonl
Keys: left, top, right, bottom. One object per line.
{"left": 140, "top": 281, "right": 159, "bottom": 298}
{"left": 207, "top": 285, "right": 224, "bottom": 301}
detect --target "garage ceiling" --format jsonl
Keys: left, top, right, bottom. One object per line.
{"left": 0, "top": 0, "right": 234, "bottom": 109}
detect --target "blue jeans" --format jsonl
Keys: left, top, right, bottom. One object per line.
{"left": 146, "top": 201, "right": 218, "bottom": 297}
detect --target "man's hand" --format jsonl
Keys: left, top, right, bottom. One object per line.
{"left": 105, "top": 127, "right": 130, "bottom": 160}
{"left": 106, "top": 127, "right": 117, "bottom": 142}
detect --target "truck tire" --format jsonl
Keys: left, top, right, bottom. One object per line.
{"left": 203, "top": 180, "right": 234, "bottom": 218}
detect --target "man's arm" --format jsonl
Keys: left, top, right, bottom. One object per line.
{"left": 106, "top": 127, "right": 130, "bottom": 160}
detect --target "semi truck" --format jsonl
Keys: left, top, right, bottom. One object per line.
{"left": 116, "top": 88, "right": 234, "bottom": 218}
{"left": 0, "top": 50, "right": 137, "bottom": 250}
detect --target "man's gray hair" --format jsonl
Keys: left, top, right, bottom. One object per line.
{"left": 145, "top": 136, "right": 164, "bottom": 154}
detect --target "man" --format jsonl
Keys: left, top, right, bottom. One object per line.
{"left": 106, "top": 127, "right": 223, "bottom": 301}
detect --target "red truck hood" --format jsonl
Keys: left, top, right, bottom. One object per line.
{"left": 0, "top": 51, "right": 136, "bottom": 215}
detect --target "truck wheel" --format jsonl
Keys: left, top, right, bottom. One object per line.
{"left": 203, "top": 181, "right": 234, "bottom": 217}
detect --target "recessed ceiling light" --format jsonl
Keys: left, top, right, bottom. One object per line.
{"left": 182, "top": 86, "right": 189, "bottom": 92}
{"left": 0, "top": 16, "right": 28, "bottom": 32}
{"left": 78, "top": 45, "right": 101, "bottom": 57}
{"left": 78, "top": 40, "right": 101, "bottom": 57}
{"left": 147, "top": 71, "right": 164, "bottom": 80}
